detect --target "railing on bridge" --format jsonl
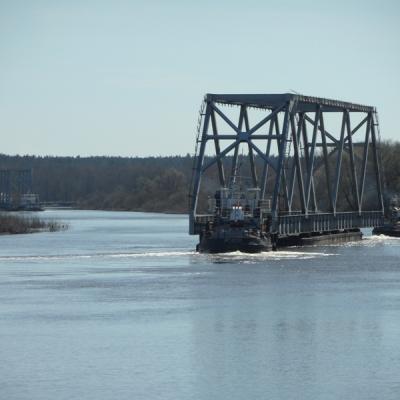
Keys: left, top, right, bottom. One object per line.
{"left": 192, "top": 211, "right": 384, "bottom": 236}
{"left": 276, "top": 211, "right": 384, "bottom": 236}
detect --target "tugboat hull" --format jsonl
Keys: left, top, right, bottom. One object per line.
{"left": 197, "top": 236, "right": 272, "bottom": 253}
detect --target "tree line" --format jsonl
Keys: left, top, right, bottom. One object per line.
{"left": 0, "top": 140, "right": 399, "bottom": 214}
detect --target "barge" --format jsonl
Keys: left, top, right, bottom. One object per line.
{"left": 189, "top": 93, "right": 386, "bottom": 253}
{"left": 195, "top": 183, "right": 364, "bottom": 253}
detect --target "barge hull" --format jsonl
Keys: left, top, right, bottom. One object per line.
{"left": 277, "top": 230, "right": 362, "bottom": 248}
{"left": 372, "top": 225, "right": 400, "bottom": 237}
{"left": 197, "top": 230, "right": 363, "bottom": 253}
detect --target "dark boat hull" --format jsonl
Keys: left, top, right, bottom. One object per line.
{"left": 197, "top": 229, "right": 364, "bottom": 253}
{"left": 197, "top": 236, "right": 273, "bottom": 253}
{"left": 373, "top": 225, "right": 400, "bottom": 237}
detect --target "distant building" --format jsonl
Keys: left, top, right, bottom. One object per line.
{"left": 0, "top": 169, "right": 41, "bottom": 211}
{"left": 20, "top": 193, "right": 40, "bottom": 208}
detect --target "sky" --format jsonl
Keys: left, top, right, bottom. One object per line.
{"left": 0, "top": 0, "right": 399, "bottom": 157}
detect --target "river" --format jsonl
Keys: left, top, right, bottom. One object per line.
{"left": 0, "top": 209, "right": 399, "bottom": 400}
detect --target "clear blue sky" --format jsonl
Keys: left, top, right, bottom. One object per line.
{"left": 0, "top": 0, "right": 399, "bottom": 156}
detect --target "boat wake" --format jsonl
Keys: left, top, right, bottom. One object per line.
{"left": 204, "top": 250, "right": 335, "bottom": 262}
{"left": 0, "top": 250, "right": 196, "bottom": 262}
{"left": 0, "top": 249, "right": 335, "bottom": 263}
{"left": 366, "top": 234, "right": 400, "bottom": 241}
{"left": 331, "top": 233, "right": 400, "bottom": 248}
{"left": 2, "top": 237, "right": 397, "bottom": 263}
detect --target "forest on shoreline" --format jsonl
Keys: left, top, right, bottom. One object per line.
{"left": 1, "top": 140, "right": 399, "bottom": 214}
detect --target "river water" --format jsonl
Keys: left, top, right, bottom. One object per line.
{"left": 0, "top": 209, "right": 399, "bottom": 400}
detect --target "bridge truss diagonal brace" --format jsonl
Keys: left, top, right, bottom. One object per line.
{"left": 358, "top": 113, "right": 372, "bottom": 207}
{"left": 260, "top": 114, "right": 278, "bottom": 199}
{"left": 210, "top": 109, "right": 226, "bottom": 187}
{"left": 200, "top": 102, "right": 285, "bottom": 175}
{"left": 288, "top": 113, "right": 306, "bottom": 213}
{"left": 345, "top": 110, "right": 361, "bottom": 213}
{"left": 308, "top": 113, "right": 368, "bottom": 172}
{"left": 370, "top": 112, "right": 384, "bottom": 212}
{"left": 230, "top": 105, "right": 246, "bottom": 185}
{"left": 271, "top": 101, "right": 293, "bottom": 220}
{"left": 243, "top": 106, "right": 258, "bottom": 187}
{"left": 319, "top": 111, "right": 334, "bottom": 212}
{"left": 304, "top": 106, "right": 321, "bottom": 213}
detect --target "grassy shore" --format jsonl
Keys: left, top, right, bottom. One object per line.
{"left": 0, "top": 214, "right": 68, "bottom": 234}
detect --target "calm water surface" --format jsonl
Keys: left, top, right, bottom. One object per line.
{"left": 0, "top": 210, "right": 399, "bottom": 400}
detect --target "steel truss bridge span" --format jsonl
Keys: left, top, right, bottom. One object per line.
{"left": 189, "top": 93, "right": 384, "bottom": 238}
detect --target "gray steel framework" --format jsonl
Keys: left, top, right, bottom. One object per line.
{"left": 189, "top": 93, "right": 385, "bottom": 235}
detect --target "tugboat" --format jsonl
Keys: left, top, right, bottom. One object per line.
{"left": 373, "top": 196, "right": 400, "bottom": 237}
{"left": 196, "top": 179, "right": 273, "bottom": 253}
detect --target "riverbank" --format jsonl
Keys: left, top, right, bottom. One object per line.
{"left": 0, "top": 214, "right": 68, "bottom": 234}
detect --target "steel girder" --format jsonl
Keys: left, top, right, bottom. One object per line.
{"left": 189, "top": 93, "right": 384, "bottom": 235}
